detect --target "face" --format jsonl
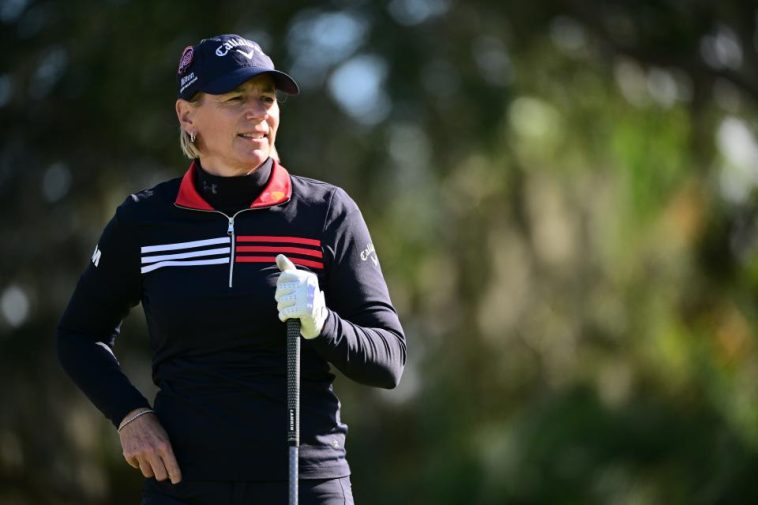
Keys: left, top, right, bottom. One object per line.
{"left": 176, "top": 74, "right": 279, "bottom": 176}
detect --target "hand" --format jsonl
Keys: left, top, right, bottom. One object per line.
{"left": 275, "top": 254, "right": 327, "bottom": 339}
{"left": 118, "top": 408, "right": 182, "bottom": 484}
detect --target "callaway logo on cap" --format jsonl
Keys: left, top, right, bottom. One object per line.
{"left": 176, "top": 34, "right": 299, "bottom": 100}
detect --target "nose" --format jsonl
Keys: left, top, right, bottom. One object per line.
{"left": 244, "top": 98, "right": 268, "bottom": 120}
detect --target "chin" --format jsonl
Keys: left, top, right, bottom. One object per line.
{"left": 238, "top": 151, "right": 268, "bottom": 169}
{"left": 249, "top": 157, "right": 269, "bottom": 171}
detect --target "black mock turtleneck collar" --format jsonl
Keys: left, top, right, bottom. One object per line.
{"left": 194, "top": 158, "right": 273, "bottom": 216}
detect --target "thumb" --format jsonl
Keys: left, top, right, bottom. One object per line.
{"left": 276, "top": 254, "right": 297, "bottom": 272}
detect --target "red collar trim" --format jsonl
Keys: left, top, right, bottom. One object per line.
{"left": 175, "top": 160, "right": 292, "bottom": 211}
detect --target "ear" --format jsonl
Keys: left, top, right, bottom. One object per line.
{"left": 176, "top": 99, "right": 197, "bottom": 131}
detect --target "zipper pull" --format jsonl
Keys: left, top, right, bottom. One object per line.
{"left": 227, "top": 217, "right": 234, "bottom": 236}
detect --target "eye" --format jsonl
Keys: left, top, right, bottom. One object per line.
{"left": 225, "top": 95, "right": 242, "bottom": 102}
{"left": 261, "top": 95, "right": 276, "bottom": 105}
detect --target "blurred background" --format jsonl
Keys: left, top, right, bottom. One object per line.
{"left": 1, "top": 0, "right": 757, "bottom": 503}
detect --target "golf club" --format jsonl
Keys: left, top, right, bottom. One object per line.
{"left": 287, "top": 318, "right": 301, "bottom": 505}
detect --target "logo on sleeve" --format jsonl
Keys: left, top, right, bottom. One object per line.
{"left": 359, "top": 242, "right": 378, "bottom": 266}
{"left": 91, "top": 245, "right": 102, "bottom": 267}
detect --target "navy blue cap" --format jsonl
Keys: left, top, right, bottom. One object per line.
{"left": 177, "top": 34, "right": 299, "bottom": 99}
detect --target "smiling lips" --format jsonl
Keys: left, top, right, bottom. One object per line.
{"left": 239, "top": 132, "right": 267, "bottom": 141}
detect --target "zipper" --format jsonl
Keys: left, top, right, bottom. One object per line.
{"left": 173, "top": 204, "right": 236, "bottom": 286}
{"left": 174, "top": 204, "right": 272, "bottom": 288}
{"left": 224, "top": 208, "right": 261, "bottom": 287}
{"left": 226, "top": 215, "right": 235, "bottom": 288}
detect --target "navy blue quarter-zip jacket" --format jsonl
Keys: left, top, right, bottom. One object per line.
{"left": 56, "top": 160, "right": 406, "bottom": 481}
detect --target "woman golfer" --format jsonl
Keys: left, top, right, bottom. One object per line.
{"left": 57, "top": 33, "right": 406, "bottom": 504}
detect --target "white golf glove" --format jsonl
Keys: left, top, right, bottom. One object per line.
{"left": 275, "top": 254, "right": 327, "bottom": 339}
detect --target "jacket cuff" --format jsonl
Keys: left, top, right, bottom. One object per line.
{"left": 311, "top": 309, "right": 338, "bottom": 347}
{"left": 109, "top": 395, "right": 152, "bottom": 429}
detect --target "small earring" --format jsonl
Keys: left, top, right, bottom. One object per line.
{"left": 190, "top": 132, "right": 196, "bottom": 143}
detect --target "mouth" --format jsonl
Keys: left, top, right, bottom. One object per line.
{"left": 238, "top": 132, "right": 268, "bottom": 141}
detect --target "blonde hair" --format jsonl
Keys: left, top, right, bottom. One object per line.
{"left": 179, "top": 130, "right": 201, "bottom": 159}
{"left": 179, "top": 94, "right": 203, "bottom": 159}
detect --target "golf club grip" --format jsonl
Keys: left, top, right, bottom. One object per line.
{"left": 287, "top": 319, "right": 300, "bottom": 505}
{"left": 287, "top": 319, "right": 300, "bottom": 446}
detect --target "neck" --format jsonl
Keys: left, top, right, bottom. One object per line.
{"left": 197, "top": 158, "right": 268, "bottom": 177}
{"left": 194, "top": 158, "right": 273, "bottom": 215}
